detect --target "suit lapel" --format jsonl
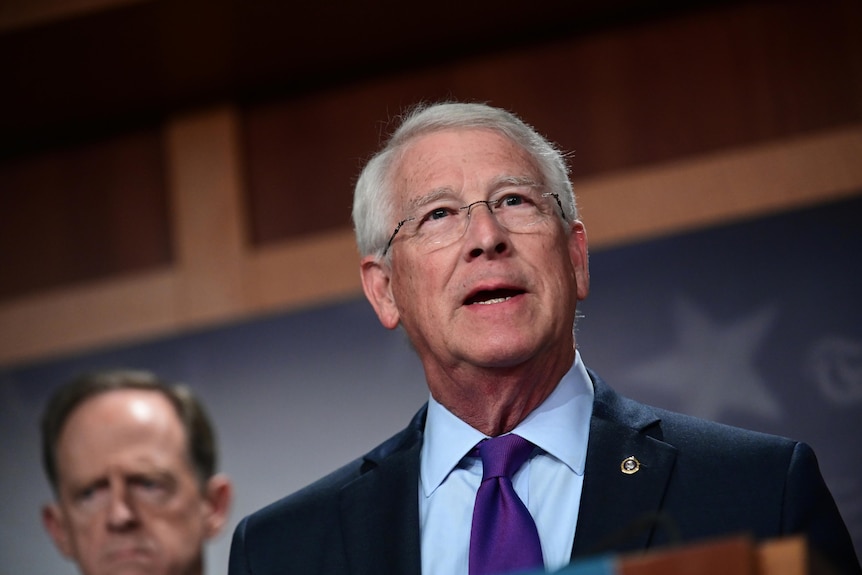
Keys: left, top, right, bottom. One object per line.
{"left": 571, "top": 373, "right": 678, "bottom": 559}
{"left": 339, "top": 412, "right": 425, "bottom": 575}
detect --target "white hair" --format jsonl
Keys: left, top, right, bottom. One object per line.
{"left": 352, "top": 102, "right": 577, "bottom": 259}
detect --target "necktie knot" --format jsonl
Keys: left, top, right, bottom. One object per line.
{"left": 478, "top": 434, "right": 536, "bottom": 480}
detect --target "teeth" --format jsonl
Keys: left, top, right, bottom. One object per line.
{"left": 476, "top": 296, "right": 511, "bottom": 305}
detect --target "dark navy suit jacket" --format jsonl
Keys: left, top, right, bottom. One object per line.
{"left": 228, "top": 371, "right": 860, "bottom": 575}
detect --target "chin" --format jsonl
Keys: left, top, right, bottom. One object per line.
{"left": 98, "top": 550, "right": 158, "bottom": 575}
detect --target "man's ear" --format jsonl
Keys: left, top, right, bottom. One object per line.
{"left": 42, "top": 502, "right": 74, "bottom": 559}
{"left": 568, "top": 220, "right": 590, "bottom": 301}
{"left": 360, "top": 256, "right": 401, "bottom": 330}
{"left": 202, "top": 473, "right": 233, "bottom": 539}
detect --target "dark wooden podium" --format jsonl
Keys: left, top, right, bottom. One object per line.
{"left": 558, "top": 535, "right": 813, "bottom": 574}
{"left": 619, "top": 535, "right": 807, "bottom": 575}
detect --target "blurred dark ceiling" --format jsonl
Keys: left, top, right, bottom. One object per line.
{"left": 1, "top": 0, "right": 745, "bottom": 157}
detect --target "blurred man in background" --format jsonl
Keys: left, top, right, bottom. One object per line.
{"left": 41, "top": 369, "right": 232, "bottom": 575}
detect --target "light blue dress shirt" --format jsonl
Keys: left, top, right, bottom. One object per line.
{"left": 419, "top": 351, "right": 595, "bottom": 575}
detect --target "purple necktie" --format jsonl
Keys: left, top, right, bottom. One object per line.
{"left": 469, "top": 434, "right": 544, "bottom": 575}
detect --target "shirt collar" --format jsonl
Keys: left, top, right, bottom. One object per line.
{"left": 420, "top": 351, "right": 594, "bottom": 497}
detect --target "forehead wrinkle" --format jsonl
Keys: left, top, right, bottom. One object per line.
{"left": 492, "top": 175, "right": 541, "bottom": 188}
{"left": 407, "top": 174, "right": 542, "bottom": 211}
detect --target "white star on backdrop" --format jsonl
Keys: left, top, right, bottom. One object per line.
{"left": 625, "top": 295, "right": 783, "bottom": 422}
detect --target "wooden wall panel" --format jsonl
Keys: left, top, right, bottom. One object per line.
{"left": 0, "top": 127, "right": 171, "bottom": 301}
{"left": 242, "top": 0, "right": 862, "bottom": 246}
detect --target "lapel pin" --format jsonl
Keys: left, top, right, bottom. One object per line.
{"left": 621, "top": 456, "right": 640, "bottom": 475}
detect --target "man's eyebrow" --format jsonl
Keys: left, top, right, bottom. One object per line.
{"left": 127, "top": 469, "right": 175, "bottom": 481}
{"left": 71, "top": 476, "right": 109, "bottom": 492}
{"left": 406, "top": 187, "right": 458, "bottom": 211}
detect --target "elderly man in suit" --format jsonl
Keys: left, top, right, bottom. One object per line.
{"left": 228, "top": 102, "right": 860, "bottom": 575}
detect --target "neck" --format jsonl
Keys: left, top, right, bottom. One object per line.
{"left": 427, "top": 348, "right": 575, "bottom": 436}
{"left": 185, "top": 555, "right": 204, "bottom": 575}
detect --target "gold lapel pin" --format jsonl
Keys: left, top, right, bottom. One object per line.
{"left": 621, "top": 456, "right": 640, "bottom": 475}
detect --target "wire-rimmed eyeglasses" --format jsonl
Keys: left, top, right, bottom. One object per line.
{"left": 382, "top": 187, "right": 567, "bottom": 256}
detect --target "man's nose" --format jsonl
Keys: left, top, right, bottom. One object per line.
{"left": 463, "top": 201, "right": 503, "bottom": 232}
{"left": 106, "top": 482, "right": 138, "bottom": 529}
{"left": 463, "top": 199, "right": 495, "bottom": 217}
{"left": 463, "top": 203, "right": 509, "bottom": 258}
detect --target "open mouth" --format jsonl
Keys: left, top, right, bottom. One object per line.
{"left": 465, "top": 288, "right": 524, "bottom": 306}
